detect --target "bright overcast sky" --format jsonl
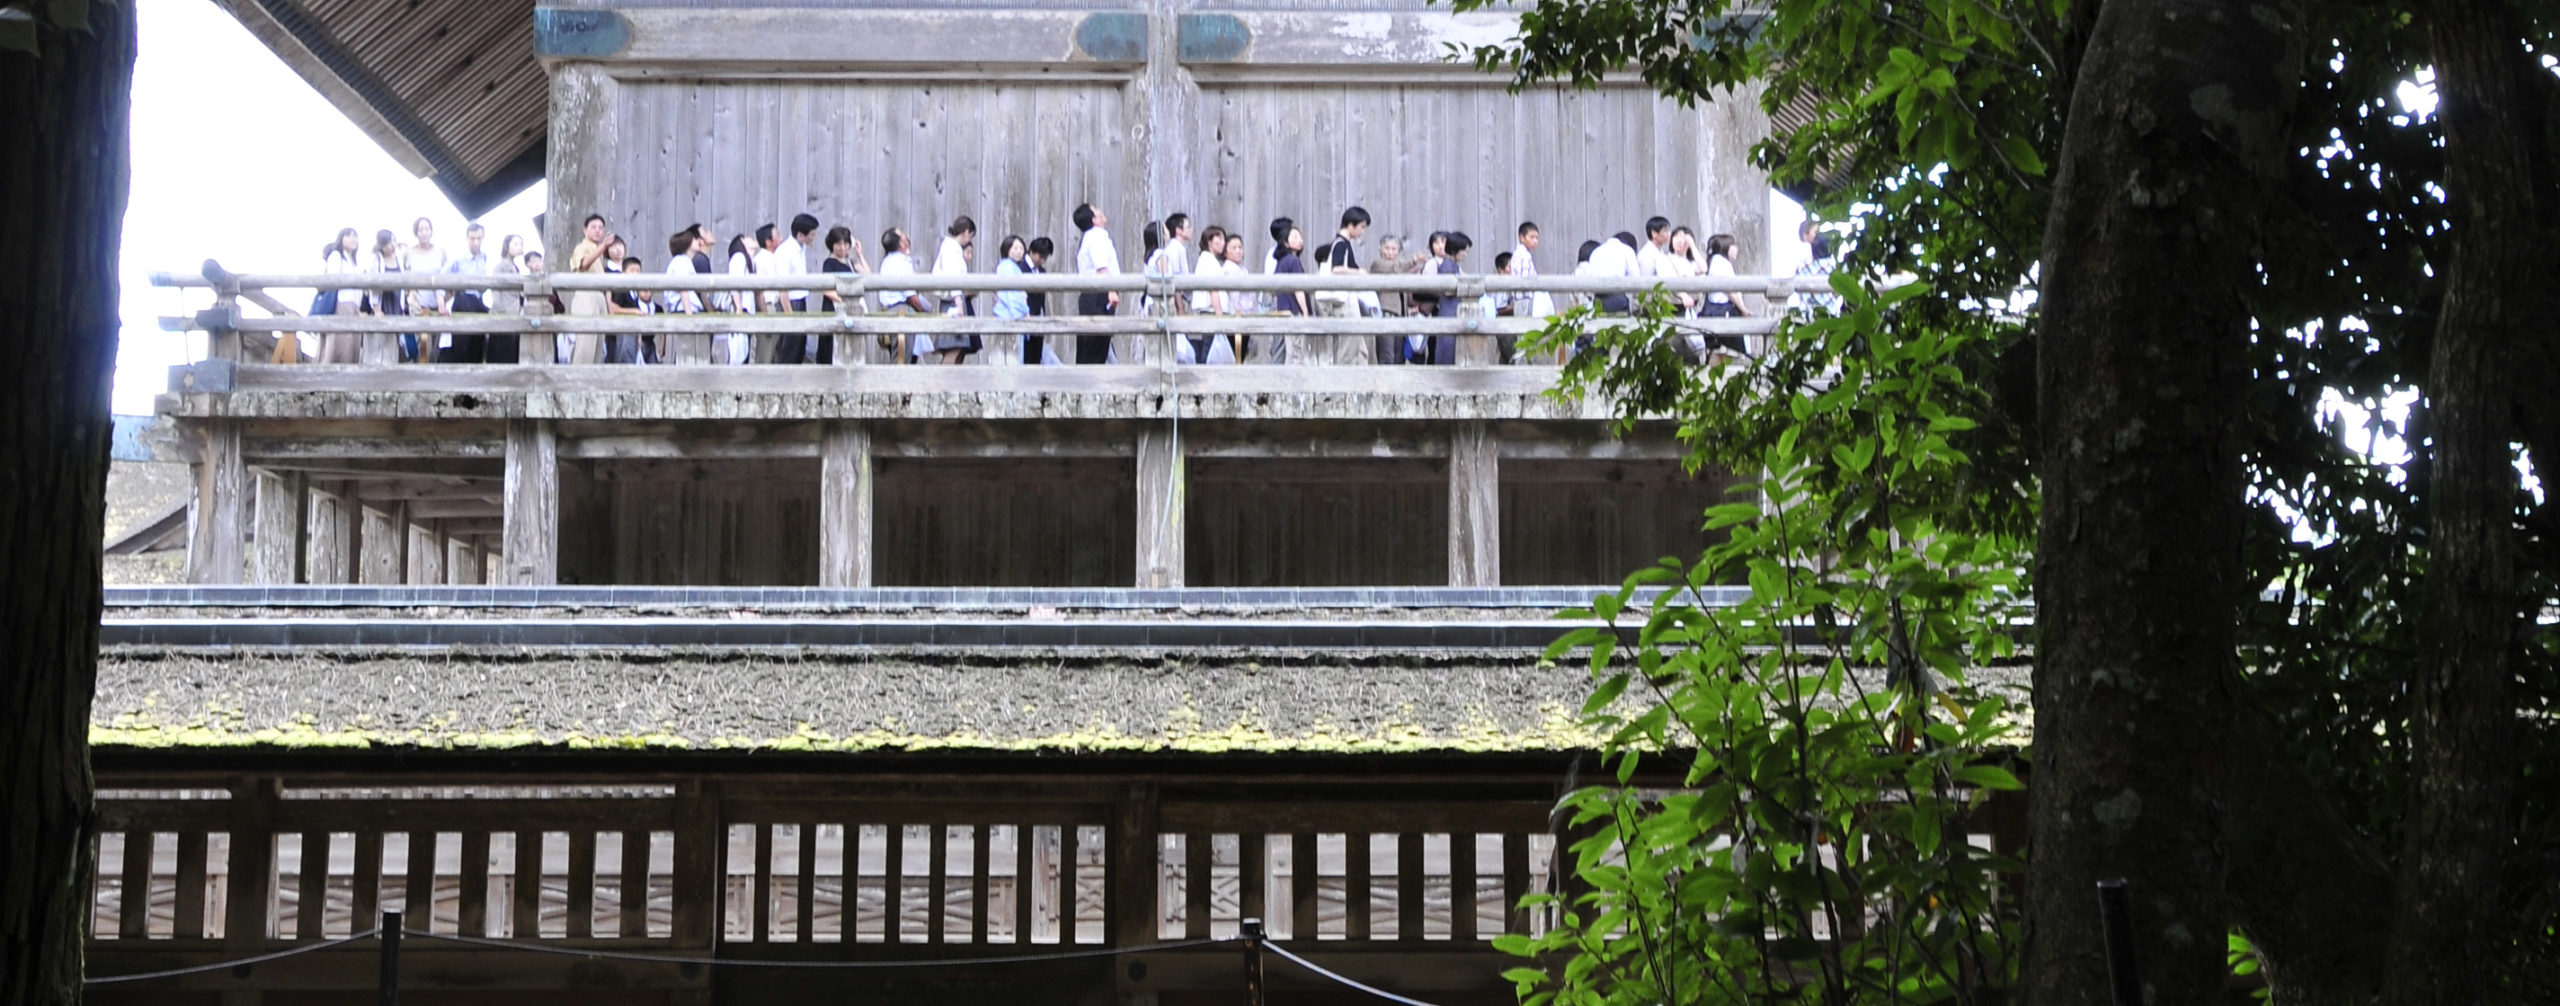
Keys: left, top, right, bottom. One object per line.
{"left": 112, "top": 0, "right": 1807, "bottom": 416}
{"left": 113, "top": 0, "right": 548, "bottom": 414}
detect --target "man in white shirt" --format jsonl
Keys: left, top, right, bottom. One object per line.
{"left": 658, "top": 229, "right": 707, "bottom": 363}
{"left": 1071, "top": 203, "right": 1119, "bottom": 364}
{"left": 749, "top": 223, "right": 790, "bottom": 362}
{"left": 1589, "top": 231, "right": 1641, "bottom": 314}
{"left": 1634, "top": 215, "right": 1673, "bottom": 279}
{"left": 774, "top": 214, "right": 821, "bottom": 363}
{"left": 927, "top": 215, "right": 977, "bottom": 364}
{"left": 875, "top": 227, "right": 932, "bottom": 362}
{"left": 1508, "top": 221, "right": 1545, "bottom": 318}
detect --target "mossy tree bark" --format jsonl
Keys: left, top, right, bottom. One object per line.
{"left": 0, "top": 4, "right": 136, "bottom": 1004}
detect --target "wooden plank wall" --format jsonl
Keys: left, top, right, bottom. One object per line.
{"left": 1499, "top": 461, "right": 1738, "bottom": 586}
{"left": 1187, "top": 459, "right": 1447, "bottom": 587}
{"left": 871, "top": 458, "right": 1137, "bottom": 587}
{"left": 560, "top": 458, "right": 822, "bottom": 586}
{"left": 609, "top": 79, "right": 1134, "bottom": 282}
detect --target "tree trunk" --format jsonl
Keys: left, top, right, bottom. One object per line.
{"left": 2382, "top": 0, "right": 2537, "bottom": 1000}
{"left": 2025, "top": 1, "right": 2305, "bottom": 1003}
{"left": 0, "top": 5, "right": 137, "bottom": 1005}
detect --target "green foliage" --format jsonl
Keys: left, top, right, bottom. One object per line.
{"left": 1501, "top": 285, "right": 2033, "bottom": 1004}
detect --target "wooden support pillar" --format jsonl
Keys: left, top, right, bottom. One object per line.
{"left": 250, "top": 468, "right": 306, "bottom": 585}
{"left": 1110, "top": 783, "right": 1162, "bottom": 963}
{"left": 1449, "top": 422, "right": 1500, "bottom": 586}
{"left": 360, "top": 500, "right": 409, "bottom": 585}
{"left": 1136, "top": 425, "right": 1184, "bottom": 587}
{"left": 304, "top": 480, "right": 357, "bottom": 584}
{"left": 186, "top": 421, "right": 246, "bottom": 583}
{"left": 446, "top": 534, "right": 483, "bottom": 585}
{"left": 819, "top": 421, "right": 874, "bottom": 587}
{"left": 502, "top": 420, "right": 560, "bottom": 584}
{"left": 407, "top": 519, "right": 446, "bottom": 585}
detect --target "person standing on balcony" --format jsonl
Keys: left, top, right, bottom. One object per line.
{"left": 1508, "top": 222, "right": 1549, "bottom": 320}
{"left": 721, "top": 233, "right": 759, "bottom": 366}
{"left": 770, "top": 214, "right": 821, "bottom": 364}
{"left": 606, "top": 256, "right": 658, "bottom": 363}
{"left": 993, "top": 234, "right": 1031, "bottom": 364}
{"left": 1701, "top": 232, "right": 1748, "bottom": 359}
{"left": 362, "top": 229, "right": 418, "bottom": 362}
{"left": 1215, "top": 234, "right": 1249, "bottom": 364}
{"left": 816, "top": 226, "right": 869, "bottom": 366}
{"left": 1426, "top": 231, "right": 1473, "bottom": 365}
{"left": 306, "top": 227, "right": 360, "bottom": 364}
{"left": 1259, "top": 216, "right": 1293, "bottom": 313}
{"left": 1588, "top": 231, "right": 1640, "bottom": 315}
{"left": 1311, "top": 207, "right": 1370, "bottom": 363}
{"left": 749, "top": 223, "right": 791, "bottom": 363}
{"left": 929, "top": 215, "right": 979, "bottom": 364}
{"left": 1071, "top": 203, "right": 1119, "bottom": 364}
{"left": 404, "top": 217, "right": 451, "bottom": 362}
{"left": 1024, "top": 236, "right": 1061, "bottom": 365}
{"left": 662, "top": 229, "right": 706, "bottom": 316}
{"left": 1635, "top": 216, "right": 1673, "bottom": 285}
{"left": 1189, "top": 225, "right": 1226, "bottom": 317}
{"left": 483, "top": 234, "right": 524, "bottom": 364}
{"left": 565, "top": 214, "right": 614, "bottom": 364}
{"left": 876, "top": 227, "right": 934, "bottom": 363}
{"left": 435, "top": 223, "right": 491, "bottom": 363}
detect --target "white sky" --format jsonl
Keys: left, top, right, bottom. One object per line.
{"left": 109, "top": 0, "right": 1808, "bottom": 415}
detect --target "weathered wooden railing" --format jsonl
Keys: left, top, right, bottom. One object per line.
{"left": 150, "top": 263, "right": 1820, "bottom": 371}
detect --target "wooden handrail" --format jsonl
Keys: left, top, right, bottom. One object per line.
{"left": 151, "top": 264, "right": 1832, "bottom": 297}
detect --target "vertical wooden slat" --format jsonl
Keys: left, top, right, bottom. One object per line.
{"left": 621, "top": 830, "right": 652, "bottom": 939}
{"left": 1184, "top": 833, "right": 1211, "bottom": 939}
{"left": 458, "top": 830, "right": 491, "bottom": 939}
{"left": 752, "top": 823, "right": 774, "bottom": 944}
{"left": 404, "top": 831, "right": 436, "bottom": 934}
{"left": 1347, "top": 832, "right": 1371, "bottom": 941}
{"left": 118, "top": 831, "right": 152, "bottom": 939}
{"left": 1290, "top": 832, "right": 1317, "bottom": 941}
{"left": 568, "top": 829, "right": 597, "bottom": 939}
{"left": 513, "top": 830, "right": 541, "bottom": 939}
{"left": 1451, "top": 833, "right": 1478, "bottom": 942}
{"left": 174, "top": 831, "right": 210, "bottom": 939}
{"left": 1397, "top": 833, "right": 1423, "bottom": 942}
{"left": 883, "top": 822, "right": 906, "bottom": 943}
{"left": 295, "top": 831, "right": 330, "bottom": 940}
{"left": 1014, "top": 824, "right": 1035, "bottom": 943}
{"left": 350, "top": 831, "right": 382, "bottom": 936}
{"left": 970, "top": 824, "right": 990, "bottom": 945}
{"left": 796, "top": 822, "right": 818, "bottom": 945}
{"left": 1502, "top": 833, "right": 1531, "bottom": 936}
{"left": 1238, "top": 833, "right": 1265, "bottom": 927}
{"left": 1110, "top": 787, "right": 1159, "bottom": 948}
{"left": 1057, "top": 824, "right": 1080, "bottom": 943}
{"left": 927, "top": 822, "right": 949, "bottom": 944}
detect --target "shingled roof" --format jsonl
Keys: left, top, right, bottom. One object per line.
{"left": 219, "top": 0, "right": 546, "bottom": 216}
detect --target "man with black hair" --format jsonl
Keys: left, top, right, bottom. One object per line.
{"left": 1025, "top": 236, "right": 1057, "bottom": 364}
{"left": 1636, "top": 215, "right": 1673, "bottom": 279}
{"left": 1071, "top": 203, "right": 1119, "bottom": 363}
{"left": 771, "top": 213, "right": 822, "bottom": 363}
{"left": 1590, "top": 231, "right": 1641, "bottom": 314}
{"left": 1310, "top": 206, "right": 1371, "bottom": 363}
{"left": 1260, "top": 216, "right": 1294, "bottom": 312}
{"left": 1508, "top": 221, "right": 1546, "bottom": 319}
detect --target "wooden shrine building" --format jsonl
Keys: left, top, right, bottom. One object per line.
{"left": 96, "top": 2, "right": 1834, "bottom": 1005}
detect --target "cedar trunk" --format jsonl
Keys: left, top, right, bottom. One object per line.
{"left": 0, "top": 5, "right": 136, "bottom": 1005}
{"left": 2024, "top": 0, "right": 2304, "bottom": 1002}
{"left": 2383, "top": 0, "right": 2537, "bottom": 1000}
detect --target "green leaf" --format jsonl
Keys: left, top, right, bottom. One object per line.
{"left": 1954, "top": 764, "right": 2024, "bottom": 791}
{"left": 1583, "top": 673, "right": 1630, "bottom": 716}
{"left": 1997, "top": 135, "right": 2047, "bottom": 177}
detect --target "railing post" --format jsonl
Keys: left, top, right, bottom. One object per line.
{"left": 1241, "top": 918, "right": 1267, "bottom": 1006}
{"left": 521, "top": 275, "right": 554, "bottom": 366}
{"left": 834, "top": 274, "right": 867, "bottom": 368}
{"left": 1455, "top": 276, "right": 1496, "bottom": 366}
{"left": 201, "top": 259, "right": 244, "bottom": 364}
{"left": 378, "top": 911, "right": 401, "bottom": 1006}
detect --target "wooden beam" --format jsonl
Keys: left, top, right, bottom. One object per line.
{"left": 251, "top": 469, "right": 307, "bottom": 585}
{"left": 186, "top": 421, "right": 246, "bottom": 584}
{"left": 1135, "top": 425, "right": 1184, "bottom": 588}
{"left": 818, "top": 421, "right": 873, "bottom": 588}
{"left": 594, "top": 8, "right": 1108, "bottom": 67}
{"left": 446, "top": 533, "right": 484, "bottom": 586}
{"left": 361, "top": 501, "right": 409, "bottom": 585}
{"left": 1448, "top": 423, "right": 1499, "bottom": 587}
{"left": 545, "top": 62, "right": 619, "bottom": 283}
{"left": 304, "top": 480, "right": 357, "bottom": 584}
{"left": 502, "top": 420, "right": 559, "bottom": 584}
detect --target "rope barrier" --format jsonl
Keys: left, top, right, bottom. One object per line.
{"left": 401, "top": 929, "right": 1242, "bottom": 968}
{"left": 83, "top": 927, "right": 384, "bottom": 985}
{"left": 1259, "top": 937, "right": 1460, "bottom": 1006}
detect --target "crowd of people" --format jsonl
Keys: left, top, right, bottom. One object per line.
{"left": 290, "top": 203, "right": 1818, "bottom": 366}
